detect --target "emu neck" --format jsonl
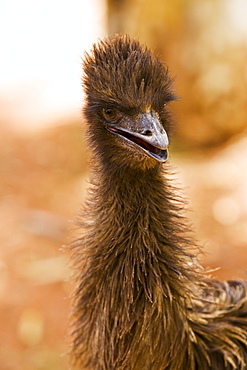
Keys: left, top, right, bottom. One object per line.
{"left": 75, "top": 160, "right": 194, "bottom": 369}
{"left": 92, "top": 161, "right": 193, "bottom": 301}
{"left": 95, "top": 163, "right": 167, "bottom": 234}
{"left": 98, "top": 163, "right": 163, "bottom": 214}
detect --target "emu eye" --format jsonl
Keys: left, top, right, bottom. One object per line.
{"left": 102, "top": 108, "right": 117, "bottom": 121}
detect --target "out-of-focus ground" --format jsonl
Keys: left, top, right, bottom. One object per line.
{"left": 174, "top": 136, "right": 247, "bottom": 280}
{"left": 0, "top": 123, "right": 89, "bottom": 370}
{"left": 1, "top": 122, "right": 247, "bottom": 369}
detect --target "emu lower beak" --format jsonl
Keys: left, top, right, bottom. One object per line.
{"left": 108, "top": 112, "right": 169, "bottom": 162}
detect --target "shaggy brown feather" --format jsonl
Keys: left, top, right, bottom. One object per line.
{"left": 70, "top": 34, "right": 247, "bottom": 369}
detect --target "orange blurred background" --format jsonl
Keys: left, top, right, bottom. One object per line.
{"left": 0, "top": 0, "right": 247, "bottom": 368}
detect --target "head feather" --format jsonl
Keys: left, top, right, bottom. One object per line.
{"left": 83, "top": 34, "right": 175, "bottom": 113}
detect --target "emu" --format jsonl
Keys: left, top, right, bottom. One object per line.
{"left": 70, "top": 34, "right": 247, "bottom": 369}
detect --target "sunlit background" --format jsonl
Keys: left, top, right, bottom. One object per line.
{"left": 1, "top": 0, "right": 247, "bottom": 368}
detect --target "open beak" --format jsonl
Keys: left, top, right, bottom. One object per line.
{"left": 107, "top": 112, "right": 169, "bottom": 162}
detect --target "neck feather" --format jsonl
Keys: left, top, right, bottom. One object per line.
{"left": 72, "top": 159, "right": 198, "bottom": 369}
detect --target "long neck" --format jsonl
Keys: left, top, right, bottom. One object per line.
{"left": 92, "top": 161, "right": 195, "bottom": 296}
{"left": 73, "top": 159, "right": 197, "bottom": 369}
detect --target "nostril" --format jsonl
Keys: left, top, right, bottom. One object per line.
{"left": 142, "top": 130, "right": 152, "bottom": 136}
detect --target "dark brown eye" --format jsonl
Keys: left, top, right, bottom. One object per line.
{"left": 102, "top": 108, "right": 117, "bottom": 121}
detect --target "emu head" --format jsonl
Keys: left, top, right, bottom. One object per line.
{"left": 82, "top": 35, "right": 176, "bottom": 169}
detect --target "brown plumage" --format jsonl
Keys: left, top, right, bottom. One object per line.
{"left": 70, "top": 34, "right": 247, "bottom": 369}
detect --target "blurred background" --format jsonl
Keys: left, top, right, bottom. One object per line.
{"left": 0, "top": 0, "right": 247, "bottom": 368}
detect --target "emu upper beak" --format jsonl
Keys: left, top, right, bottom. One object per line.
{"left": 138, "top": 112, "right": 169, "bottom": 151}
{"left": 108, "top": 112, "right": 169, "bottom": 162}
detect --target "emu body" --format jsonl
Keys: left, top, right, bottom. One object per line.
{"left": 71, "top": 35, "right": 247, "bottom": 369}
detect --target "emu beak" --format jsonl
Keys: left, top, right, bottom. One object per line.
{"left": 108, "top": 112, "right": 169, "bottom": 162}
{"left": 138, "top": 112, "right": 168, "bottom": 152}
